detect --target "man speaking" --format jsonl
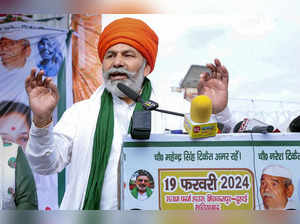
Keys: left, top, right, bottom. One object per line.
{"left": 25, "top": 17, "right": 230, "bottom": 210}
{"left": 260, "top": 165, "right": 296, "bottom": 210}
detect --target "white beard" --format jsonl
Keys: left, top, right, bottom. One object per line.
{"left": 103, "top": 63, "right": 145, "bottom": 98}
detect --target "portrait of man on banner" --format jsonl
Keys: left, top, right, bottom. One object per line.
{"left": 130, "top": 169, "right": 154, "bottom": 201}
{"left": 0, "top": 22, "right": 69, "bottom": 211}
{"left": 260, "top": 164, "right": 296, "bottom": 210}
{"left": 0, "top": 36, "right": 31, "bottom": 70}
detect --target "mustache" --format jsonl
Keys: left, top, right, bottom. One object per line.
{"left": 104, "top": 67, "right": 136, "bottom": 79}
{"left": 262, "top": 192, "right": 275, "bottom": 198}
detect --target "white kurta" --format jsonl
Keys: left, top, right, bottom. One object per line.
{"left": 25, "top": 85, "right": 233, "bottom": 210}
{"left": 26, "top": 85, "right": 138, "bottom": 209}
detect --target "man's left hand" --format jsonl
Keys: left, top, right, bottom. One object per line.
{"left": 197, "top": 58, "right": 229, "bottom": 114}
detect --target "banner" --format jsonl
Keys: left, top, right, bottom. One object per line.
{"left": 121, "top": 133, "right": 300, "bottom": 210}
{"left": 0, "top": 22, "right": 71, "bottom": 210}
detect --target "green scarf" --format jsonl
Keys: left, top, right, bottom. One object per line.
{"left": 83, "top": 78, "right": 152, "bottom": 210}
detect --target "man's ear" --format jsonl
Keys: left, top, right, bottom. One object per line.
{"left": 287, "top": 184, "right": 294, "bottom": 198}
{"left": 143, "top": 64, "right": 151, "bottom": 77}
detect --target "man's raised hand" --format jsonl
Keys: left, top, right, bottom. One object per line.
{"left": 197, "top": 58, "right": 229, "bottom": 114}
{"left": 25, "top": 69, "right": 59, "bottom": 127}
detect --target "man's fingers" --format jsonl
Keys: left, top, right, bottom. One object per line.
{"left": 25, "top": 68, "right": 37, "bottom": 93}
{"left": 25, "top": 76, "right": 32, "bottom": 93}
{"left": 30, "top": 68, "right": 37, "bottom": 79}
{"left": 198, "top": 73, "right": 210, "bottom": 94}
{"left": 207, "top": 63, "right": 218, "bottom": 78}
{"left": 221, "top": 66, "right": 229, "bottom": 84}
{"left": 214, "top": 58, "right": 222, "bottom": 67}
{"left": 213, "top": 59, "right": 229, "bottom": 84}
{"left": 207, "top": 63, "right": 217, "bottom": 73}
{"left": 200, "top": 72, "right": 210, "bottom": 81}
{"left": 215, "top": 59, "right": 224, "bottom": 76}
{"left": 36, "top": 70, "right": 44, "bottom": 86}
{"left": 43, "top": 77, "right": 52, "bottom": 86}
{"left": 221, "top": 66, "right": 228, "bottom": 75}
{"left": 47, "top": 80, "right": 59, "bottom": 99}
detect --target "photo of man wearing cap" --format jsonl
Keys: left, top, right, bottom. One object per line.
{"left": 260, "top": 164, "right": 296, "bottom": 210}
{"left": 0, "top": 37, "right": 31, "bottom": 70}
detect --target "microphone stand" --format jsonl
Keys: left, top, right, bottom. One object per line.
{"left": 117, "top": 83, "right": 185, "bottom": 117}
{"left": 154, "top": 108, "right": 184, "bottom": 117}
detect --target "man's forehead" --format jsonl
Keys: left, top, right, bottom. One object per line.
{"left": 137, "top": 175, "right": 149, "bottom": 179}
{"left": 0, "top": 37, "right": 17, "bottom": 44}
{"left": 261, "top": 174, "right": 287, "bottom": 181}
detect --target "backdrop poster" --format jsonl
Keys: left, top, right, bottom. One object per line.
{"left": 121, "top": 133, "right": 300, "bottom": 211}
{"left": 0, "top": 22, "right": 69, "bottom": 210}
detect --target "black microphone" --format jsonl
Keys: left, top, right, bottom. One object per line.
{"left": 289, "top": 115, "right": 300, "bottom": 132}
{"left": 117, "top": 82, "right": 142, "bottom": 103}
{"left": 117, "top": 83, "right": 152, "bottom": 139}
{"left": 234, "top": 118, "right": 274, "bottom": 134}
{"left": 130, "top": 111, "right": 151, "bottom": 139}
{"left": 117, "top": 83, "right": 158, "bottom": 110}
{"left": 117, "top": 83, "right": 184, "bottom": 117}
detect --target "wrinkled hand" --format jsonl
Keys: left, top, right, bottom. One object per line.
{"left": 25, "top": 68, "right": 59, "bottom": 127}
{"left": 197, "top": 58, "right": 229, "bottom": 114}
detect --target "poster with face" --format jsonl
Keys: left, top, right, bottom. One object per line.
{"left": 121, "top": 133, "right": 300, "bottom": 211}
{"left": 0, "top": 21, "right": 70, "bottom": 210}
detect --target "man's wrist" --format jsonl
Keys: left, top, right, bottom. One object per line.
{"left": 33, "top": 116, "right": 53, "bottom": 128}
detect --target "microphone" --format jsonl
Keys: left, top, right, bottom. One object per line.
{"left": 234, "top": 118, "right": 274, "bottom": 134}
{"left": 116, "top": 83, "right": 152, "bottom": 139}
{"left": 130, "top": 110, "right": 151, "bottom": 139}
{"left": 117, "top": 83, "right": 184, "bottom": 117}
{"left": 288, "top": 115, "right": 300, "bottom": 132}
{"left": 184, "top": 95, "right": 218, "bottom": 138}
{"left": 117, "top": 83, "right": 158, "bottom": 110}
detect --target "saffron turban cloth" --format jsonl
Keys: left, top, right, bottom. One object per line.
{"left": 98, "top": 17, "right": 159, "bottom": 73}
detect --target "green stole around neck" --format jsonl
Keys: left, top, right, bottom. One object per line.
{"left": 83, "top": 78, "right": 152, "bottom": 210}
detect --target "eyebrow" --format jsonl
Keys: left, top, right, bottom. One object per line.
{"left": 123, "top": 50, "right": 136, "bottom": 54}
{"left": 271, "top": 179, "right": 280, "bottom": 183}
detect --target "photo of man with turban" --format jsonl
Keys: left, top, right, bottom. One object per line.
{"left": 24, "top": 17, "right": 230, "bottom": 210}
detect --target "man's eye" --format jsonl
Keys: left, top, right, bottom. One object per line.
{"left": 105, "top": 54, "right": 113, "bottom": 58}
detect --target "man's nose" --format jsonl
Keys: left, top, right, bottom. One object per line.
{"left": 112, "top": 55, "right": 125, "bottom": 68}
{"left": 262, "top": 184, "right": 270, "bottom": 192}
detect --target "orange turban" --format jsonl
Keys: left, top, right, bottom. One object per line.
{"left": 98, "top": 17, "right": 159, "bottom": 73}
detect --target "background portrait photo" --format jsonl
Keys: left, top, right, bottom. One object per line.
{"left": 0, "top": 21, "right": 72, "bottom": 210}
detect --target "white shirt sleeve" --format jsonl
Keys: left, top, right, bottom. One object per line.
{"left": 25, "top": 107, "right": 77, "bottom": 175}
{"left": 215, "top": 106, "right": 236, "bottom": 133}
